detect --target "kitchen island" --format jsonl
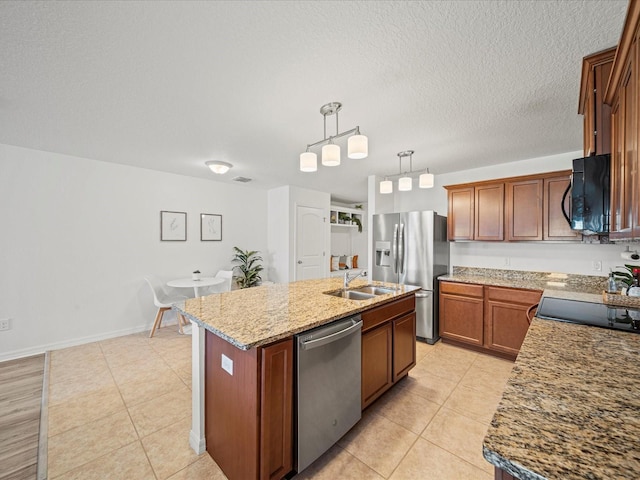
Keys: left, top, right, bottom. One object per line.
{"left": 173, "top": 277, "right": 420, "bottom": 480}
{"left": 483, "top": 316, "right": 640, "bottom": 479}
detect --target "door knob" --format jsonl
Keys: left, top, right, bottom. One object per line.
{"left": 297, "top": 260, "right": 302, "bottom": 264}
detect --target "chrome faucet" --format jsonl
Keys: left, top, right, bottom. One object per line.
{"left": 344, "top": 271, "right": 366, "bottom": 289}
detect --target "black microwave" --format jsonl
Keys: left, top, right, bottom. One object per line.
{"left": 562, "top": 154, "right": 610, "bottom": 235}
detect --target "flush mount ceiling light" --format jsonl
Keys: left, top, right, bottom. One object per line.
{"left": 299, "top": 102, "right": 368, "bottom": 172}
{"left": 205, "top": 160, "right": 233, "bottom": 175}
{"left": 379, "top": 150, "right": 435, "bottom": 194}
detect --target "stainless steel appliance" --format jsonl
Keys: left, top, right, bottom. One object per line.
{"left": 536, "top": 296, "right": 640, "bottom": 333}
{"left": 372, "top": 211, "right": 449, "bottom": 343}
{"left": 562, "top": 154, "right": 610, "bottom": 235}
{"left": 295, "top": 315, "right": 362, "bottom": 473}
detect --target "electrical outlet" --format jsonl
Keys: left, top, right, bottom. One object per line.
{"left": 0, "top": 318, "right": 11, "bottom": 331}
{"left": 504, "top": 257, "right": 511, "bottom": 266}
{"left": 592, "top": 260, "right": 602, "bottom": 271}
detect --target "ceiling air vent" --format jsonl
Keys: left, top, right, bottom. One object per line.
{"left": 232, "top": 176, "right": 252, "bottom": 183}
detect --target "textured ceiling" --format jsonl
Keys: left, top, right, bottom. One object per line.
{"left": 0, "top": 0, "right": 628, "bottom": 202}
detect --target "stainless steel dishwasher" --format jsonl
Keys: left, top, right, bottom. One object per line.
{"left": 295, "top": 314, "right": 362, "bottom": 473}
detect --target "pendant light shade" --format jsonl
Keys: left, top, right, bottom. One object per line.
{"left": 348, "top": 134, "right": 368, "bottom": 159}
{"left": 300, "top": 152, "right": 317, "bottom": 172}
{"left": 419, "top": 170, "right": 434, "bottom": 188}
{"left": 380, "top": 179, "right": 393, "bottom": 194}
{"left": 398, "top": 176, "right": 413, "bottom": 191}
{"left": 322, "top": 144, "right": 341, "bottom": 166}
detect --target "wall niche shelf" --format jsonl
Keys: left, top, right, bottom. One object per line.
{"left": 330, "top": 205, "right": 364, "bottom": 230}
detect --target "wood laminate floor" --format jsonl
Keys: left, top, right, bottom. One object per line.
{"left": 0, "top": 354, "right": 45, "bottom": 480}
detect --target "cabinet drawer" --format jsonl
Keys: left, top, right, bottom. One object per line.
{"left": 440, "top": 281, "right": 483, "bottom": 298}
{"left": 362, "top": 295, "right": 415, "bottom": 332}
{"left": 485, "top": 286, "right": 541, "bottom": 305}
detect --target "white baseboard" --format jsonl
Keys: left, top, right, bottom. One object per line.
{"left": 0, "top": 320, "right": 179, "bottom": 363}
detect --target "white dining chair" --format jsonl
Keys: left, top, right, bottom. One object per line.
{"left": 144, "top": 275, "right": 190, "bottom": 338}
{"left": 211, "top": 269, "right": 234, "bottom": 293}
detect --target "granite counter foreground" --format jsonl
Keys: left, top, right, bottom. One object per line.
{"left": 483, "top": 317, "right": 640, "bottom": 479}
{"left": 173, "top": 277, "right": 420, "bottom": 350}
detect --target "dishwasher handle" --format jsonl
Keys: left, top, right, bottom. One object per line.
{"left": 299, "top": 320, "right": 362, "bottom": 351}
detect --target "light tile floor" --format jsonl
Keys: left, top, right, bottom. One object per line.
{"left": 46, "top": 326, "right": 514, "bottom": 479}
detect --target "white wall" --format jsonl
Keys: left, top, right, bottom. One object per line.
{"left": 0, "top": 144, "right": 268, "bottom": 361}
{"left": 370, "top": 150, "right": 634, "bottom": 277}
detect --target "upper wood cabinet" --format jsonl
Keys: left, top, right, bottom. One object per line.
{"left": 579, "top": 47, "right": 616, "bottom": 156}
{"left": 604, "top": 1, "right": 640, "bottom": 240}
{"left": 447, "top": 186, "right": 474, "bottom": 240}
{"left": 543, "top": 174, "right": 582, "bottom": 241}
{"left": 475, "top": 183, "right": 504, "bottom": 241}
{"left": 445, "top": 170, "right": 577, "bottom": 242}
{"left": 505, "top": 179, "right": 543, "bottom": 241}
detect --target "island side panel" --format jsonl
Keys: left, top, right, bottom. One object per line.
{"left": 205, "top": 331, "right": 260, "bottom": 480}
{"left": 260, "top": 338, "right": 293, "bottom": 480}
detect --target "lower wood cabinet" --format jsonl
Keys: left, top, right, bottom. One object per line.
{"left": 439, "top": 282, "right": 484, "bottom": 346}
{"left": 361, "top": 322, "right": 393, "bottom": 407}
{"left": 439, "top": 281, "right": 541, "bottom": 359}
{"left": 361, "top": 295, "right": 416, "bottom": 409}
{"left": 205, "top": 333, "right": 293, "bottom": 480}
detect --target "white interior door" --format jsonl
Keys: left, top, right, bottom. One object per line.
{"left": 296, "top": 205, "right": 325, "bottom": 280}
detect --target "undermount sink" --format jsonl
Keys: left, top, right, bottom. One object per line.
{"left": 350, "top": 285, "right": 398, "bottom": 295}
{"left": 324, "top": 285, "right": 399, "bottom": 300}
{"left": 325, "top": 290, "right": 376, "bottom": 300}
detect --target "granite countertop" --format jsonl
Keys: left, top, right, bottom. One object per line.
{"left": 173, "top": 277, "right": 419, "bottom": 350}
{"left": 439, "top": 267, "right": 606, "bottom": 300}
{"left": 483, "top": 318, "right": 640, "bottom": 479}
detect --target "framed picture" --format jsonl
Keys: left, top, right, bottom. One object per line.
{"left": 160, "top": 211, "right": 187, "bottom": 241}
{"left": 201, "top": 213, "right": 222, "bottom": 241}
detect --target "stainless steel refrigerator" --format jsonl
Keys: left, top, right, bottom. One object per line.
{"left": 372, "top": 211, "right": 449, "bottom": 344}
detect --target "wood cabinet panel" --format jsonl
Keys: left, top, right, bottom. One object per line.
{"left": 475, "top": 183, "right": 504, "bottom": 241}
{"left": 361, "top": 322, "right": 393, "bottom": 409}
{"left": 439, "top": 293, "right": 484, "bottom": 346}
{"left": 260, "top": 339, "right": 293, "bottom": 480}
{"left": 392, "top": 312, "right": 416, "bottom": 382}
{"left": 361, "top": 295, "right": 415, "bottom": 332}
{"left": 544, "top": 175, "right": 582, "bottom": 240}
{"left": 205, "top": 331, "right": 260, "bottom": 480}
{"left": 485, "top": 301, "right": 531, "bottom": 357}
{"left": 440, "top": 281, "right": 484, "bottom": 297}
{"left": 485, "top": 286, "right": 542, "bottom": 305}
{"left": 505, "top": 179, "right": 543, "bottom": 241}
{"left": 447, "top": 187, "right": 474, "bottom": 240}
{"left": 605, "top": 2, "right": 640, "bottom": 240}
{"left": 579, "top": 47, "right": 615, "bottom": 156}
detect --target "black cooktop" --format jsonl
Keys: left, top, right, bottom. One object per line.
{"left": 536, "top": 296, "right": 640, "bottom": 334}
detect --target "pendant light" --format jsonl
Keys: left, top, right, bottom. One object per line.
{"left": 379, "top": 150, "right": 435, "bottom": 193}
{"left": 300, "top": 102, "right": 368, "bottom": 172}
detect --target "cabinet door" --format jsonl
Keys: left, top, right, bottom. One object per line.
{"left": 361, "top": 322, "right": 393, "bottom": 409}
{"left": 611, "top": 94, "right": 624, "bottom": 236}
{"left": 447, "top": 187, "right": 474, "bottom": 240}
{"left": 260, "top": 339, "right": 293, "bottom": 480}
{"left": 392, "top": 312, "right": 416, "bottom": 382}
{"left": 475, "top": 183, "right": 504, "bottom": 241}
{"left": 439, "top": 293, "right": 484, "bottom": 346}
{"left": 505, "top": 179, "right": 542, "bottom": 241}
{"left": 544, "top": 175, "right": 582, "bottom": 241}
{"left": 484, "top": 287, "right": 541, "bottom": 357}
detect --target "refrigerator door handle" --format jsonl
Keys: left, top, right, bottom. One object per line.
{"left": 392, "top": 223, "right": 399, "bottom": 274}
{"left": 399, "top": 223, "right": 405, "bottom": 274}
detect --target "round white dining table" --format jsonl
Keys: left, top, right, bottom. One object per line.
{"left": 167, "top": 277, "right": 225, "bottom": 298}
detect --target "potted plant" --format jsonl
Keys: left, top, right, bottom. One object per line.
{"left": 192, "top": 270, "right": 201, "bottom": 281}
{"left": 351, "top": 216, "right": 363, "bottom": 233}
{"left": 232, "top": 247, "right": 264, "bottom": 288}
{"left": 338, "top": 212, "right": 351, "bottom": 225}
